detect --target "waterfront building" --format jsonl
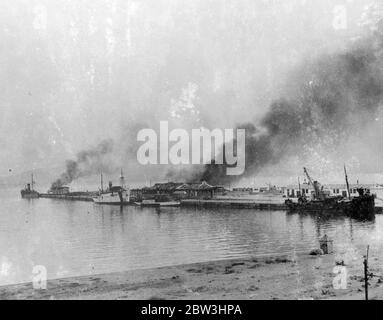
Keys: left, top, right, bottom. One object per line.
{"left": 48, "top": 186, "right": 70, "bottom": 195}
{"left": 284, "top": 183, "right": 374, "bottom": 199}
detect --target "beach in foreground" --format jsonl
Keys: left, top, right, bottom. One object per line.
{"left": 1, "top": 253, "right": 382, "bottom": 300}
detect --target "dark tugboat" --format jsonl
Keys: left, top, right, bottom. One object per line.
{"left": 285, "top": 166, "right": 375, "bottom": 219}
{"left": 20, "top": 174, "right": 39, "bottom": 199}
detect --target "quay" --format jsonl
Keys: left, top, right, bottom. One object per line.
{"left": 180, "top": 199, "right": 288, "bottom": 210}
{"left": 39, "top": 192, "right": 96, "bottom": 202}
{"left": 33, "top": 178, "right": 383, "bottom": 214}
{"left": 33, "top": 193, "right": 383, "bottom": 213}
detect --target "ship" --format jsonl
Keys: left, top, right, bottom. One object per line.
{"left": 284, "top": 166, "right": 375, "bottom": 219}
{"left": 20, "top": 174, "right": 39, "bottom": 199}
{"left": 93, "top": 170, "right": 130, "bottom": 205}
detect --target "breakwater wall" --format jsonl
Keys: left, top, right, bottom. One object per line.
{"left": 180, "top": 199, "right": 288, "bottom": 210}
{"left": 39, "top": 193, "right": 95, "bottom": 202}
{"left": 37, "top": 194, "right": 383, "bottom": 213}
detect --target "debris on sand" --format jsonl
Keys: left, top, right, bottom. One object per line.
{"left": 310, "top": 249, "right": 324, "bottom": 256}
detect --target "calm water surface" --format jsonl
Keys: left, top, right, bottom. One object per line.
{"left": 1, "top": 188, "right": 382, "bottom": 285}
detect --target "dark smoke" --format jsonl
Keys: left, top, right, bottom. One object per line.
{"left": 197, "top": 38, "right": 383, "bottom": 185}
{"left": 50, "top": 139, "right": 114, "bottom": 189}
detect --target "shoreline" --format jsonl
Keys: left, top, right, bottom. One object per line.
{"left": 1, "top": 253, "right": 382, "bottom": 300}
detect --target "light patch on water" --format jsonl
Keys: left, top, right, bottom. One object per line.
{"left": 0, "top": 256, "right": 12, "bottom": 277}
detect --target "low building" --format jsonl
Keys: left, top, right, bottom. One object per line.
{"left": 175, "top": 181, "right": 225, "bottom": 200}
{"left": 130, "top": 188, "right": 143, "bottom": 202}
{"left": 141, "top": 182, "right": 184, "bottom": 201}
{"left": 133, "top": 181, "right": 226, "bottom": 201}
{"left": 284, "top": 183, "right": 372, "bottom": 198}
{"left": 49, "top": 186, "right": 70, "bottom": 195}
{"left": 232, "top": 187, "right": 254, "bottom": 193}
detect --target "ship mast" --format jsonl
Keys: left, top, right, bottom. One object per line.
{"left": 31, "top": 173, "right": 35, "bottom": 191}
{"left": 344, "top": 164, "right": 351, "bottom": 200}
{"left": 100, "top": 172, "right": 104, "bottom": 192}
{"left": 120, "top": 169, "right": 125, "bottom": 188}
{"left": 298, "top": 176, "right": 301, "bottom": 196}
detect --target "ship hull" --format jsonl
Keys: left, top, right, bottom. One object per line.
{"left": 93, "top": 190, "right": 129, "bottom": 205}
{"left": 94, "top": 201, "right": 130, "bottom": 205}
{"left": 285, "top": 196, "right": 375, "bottom": 218}
{"left": 20, "top": 191, "right": 39, "bottom": 199}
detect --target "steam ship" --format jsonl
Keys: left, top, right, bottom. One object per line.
{"left": 284, "top": 166, "right": 375, "bottom": 219}
{"left": 93, "top": 170, "right": 130, "bottom": 205}
{"left": 20, "top": 174, "right": 39, "bottom": 199}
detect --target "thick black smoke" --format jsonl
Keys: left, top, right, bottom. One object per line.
{"left": 197, "top": 38, "right": 383, "bottom": 185}
{"left": 50, "top": 139, "right": 114, "bottom": 189}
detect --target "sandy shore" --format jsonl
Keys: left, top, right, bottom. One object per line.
{"left": 1, "top": 253, "right": 382, "bottom": 300}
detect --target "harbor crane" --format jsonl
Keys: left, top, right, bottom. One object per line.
{"left": 303, "top": 167, "right": 325, "bottom": 200}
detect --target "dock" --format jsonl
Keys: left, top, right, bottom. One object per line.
{"left": 36, "top": 193, "right": 383, "bottom": 213}
{"left": 39, "top": 193, "right": 96, "bottom": 202}
{"left": 180, "top": 199, "right": 383, "bottom": 213}
{"left": 180, "top": 199, "right": 288, "bottom": 210}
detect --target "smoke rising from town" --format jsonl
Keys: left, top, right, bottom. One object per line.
{"left": 196, "top": 37, "right": 383, "bottom": 184}
{"left": 2, "top": 0, "right": 383, "bottom": 187}
{"left": 50, "top": 140, "right": 114, "bottom": 189}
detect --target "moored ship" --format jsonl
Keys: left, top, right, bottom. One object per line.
{"left": 285, "top": 166, "right": 375, "bottom": 218}
{"left": 20, "top": 174, "right": 39, "bottom": 199}
{"left": 93, "top": 170, "right": 130, "bottom": 205}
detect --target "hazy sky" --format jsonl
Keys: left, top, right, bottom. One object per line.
{"left": 0, "top": 0, "right": 374, "bottom": 179}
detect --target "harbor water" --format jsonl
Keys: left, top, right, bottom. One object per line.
{"left": 1, "top": 187, "right": 383, "bottom": 286}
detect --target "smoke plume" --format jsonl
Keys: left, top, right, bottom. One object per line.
{"left": 50, "top": 140, "right": 114, "bottom": 189}
{"left": 196, "top": 37, "right": 383, "bottom": 185}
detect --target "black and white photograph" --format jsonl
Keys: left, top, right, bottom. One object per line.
{"left": 1, "top": 0, "right": 383, "bottom": 304}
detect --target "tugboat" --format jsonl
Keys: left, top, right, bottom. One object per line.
{"left": 20, "top": 174, "right": 39, "bottom": 199}
{"left": 285, "top": 166, "right": 375, "bottom": 218}
{"left": 93, "top": 170, "right": 130, "bottom": 205}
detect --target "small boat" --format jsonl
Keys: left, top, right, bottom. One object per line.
{"left": 158, "top": 201, "right": 180, "bottom": 207}
{"left": 93, "top": 170, "right": 130, "bottom": 205}
{"left": 20, "top": 174, "right": 39, "bottom": 199}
